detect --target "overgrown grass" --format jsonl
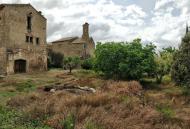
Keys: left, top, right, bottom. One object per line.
{"left": 85, "top": 121, "right": 104, "bottom": 129}
{"left": 73, "top": 70, "right": 99, "bottom": 78}
{"left": 15, "top": 80, "right": 36, "bottom": 92}
{"left": 0, "top": 106, "right": 51, "bottom": 129}
{"left": 60, "top": 114, "right": 75, "bottom": 129}
{"left": 156, "top": 104, "right": 175, "bottom": 119}
{"left": 182, "top": 86, "right": 190, "bottom": 96}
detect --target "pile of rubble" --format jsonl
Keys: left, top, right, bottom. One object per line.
{"left": 43, "top": 82, "right": 96, "bottom": 94}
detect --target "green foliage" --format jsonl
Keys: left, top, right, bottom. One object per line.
{"left": 64, "top": 56, "right": 80, "bottom": 73}
{"left": 171, "top": 33, "right": 190, "bottom": 87}
{"left": 156, "top": 104, "right": 175, "bottom": 119}
{"left": 0, "top": 106, "right": 50, "bottom": 129}
{"left": 154, "top": 47, "right": 175, "bottom": 83}
{"left": 94, "top": 39, "right": 156, "bottom": 80}
{"left": 85, "top": 121, "right": 104, "bottom": 129}
{"left": 0, "top": 106, "right": 19, "bottom": 129}
{"left": 61, "top": 114, "right": 75, "bottom": 129}
{"left": 48, "top": 50, "right": 64, "bottom": 68}
{"left": 15, "top": 80, "right": 36, "bottom": 92}
{"left": 81, "top": 58, "right": 94, "bottom": 70}
{"left": 182, "top": 86, "right": 190, "bottom": 96}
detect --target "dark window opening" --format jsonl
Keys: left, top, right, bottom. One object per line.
{"left": 27, "top": 15, "right": 32, "bottom": 31}
{"left": 26, "top": 36, "right": 29, "bottom": 42}
{"left": 30, "top": 37, "right": 33, "bottom": 43}
{"left": 36, "top": 37, "right": 40, "bottom": 45}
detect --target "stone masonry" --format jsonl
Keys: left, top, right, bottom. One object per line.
{"left": 0, "top": 4, "right": 47, "bottom": 74}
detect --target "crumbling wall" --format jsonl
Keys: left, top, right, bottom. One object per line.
{"left": 0, "top": 47, "right": 7, "bottom": 74}
{"left": 6, "top": 46, "right": 47, "bottom": 74}
{"left": 51, "top": 42, "right": 84, "bottom": 57}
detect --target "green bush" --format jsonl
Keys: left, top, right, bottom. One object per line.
{"left": 94, "top": 39, "right": 156, "bottom": 80}
{"left": 64, "top": 56, "right": 80, "bottom": 73}
{"left": 154, "top": 47, "right": 175, "bottom": 84}
{"left": 81, "top": 58, "right": 94, "bottom": 70}
{"left": 182, "top": 86, "right": 190, "bottom": 96}
{"left": 171, "top": 33, "right": 190, "bottom": 87}
{"left": 48, "top": 50, "right": 64, "bottom": 68}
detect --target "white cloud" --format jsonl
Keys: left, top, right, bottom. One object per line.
{"left": 154, "top": 0, "right": 175, "bottom": 10}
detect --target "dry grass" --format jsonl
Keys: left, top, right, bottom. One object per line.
{"left": 7, "top": 79, "right": 190, "bottom": 129}
{"left": 1, "top": 70, "right": 190, "bottom": 129}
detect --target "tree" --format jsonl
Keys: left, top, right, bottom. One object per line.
{"left": 153, "top": 47, "right": 175, "bottom": 83}
{"left": 64, "top": 56, "right": 80, "bottom": 73}
{"left": 94, "top": 39, "right": 156, "bottom": 80}
{"left": 81, "top": 58, "right": 94, "bottom": 70}
{"left": 48, "top": 50, "right": 64, "bottom": 68}
{"left": 171, "top": 33, "right": 190, "bottom": 87}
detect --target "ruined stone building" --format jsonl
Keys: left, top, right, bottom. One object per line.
{"left": 50, "top": 23, "right": 95, "bottom": 58}
{"left": 0, "top": 4, "right": 47, "bottom": 74}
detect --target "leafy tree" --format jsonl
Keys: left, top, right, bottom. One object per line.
{"left": 64, "top": 56, "right": 80, "bottom": 73}
{"left": 48, "top": 50, "right": 64, "bottom": 68}
{"left": 94, "top": 39, "right": 156, "bottom": 80}
{"left": 81, "top": 58, "right": 94, "bottom": 70}
{"left": 153, "top": 47, "right": 175, "bottom": 83}
{"left": 171, "top": 33, "right": 190, "bottom": 87}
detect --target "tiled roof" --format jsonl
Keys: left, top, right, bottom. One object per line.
{"left": 72, "top": 38, "right": 86, "bottom": 44}
{"left": 52, "top": 37, "right": 78, "bottom": 43}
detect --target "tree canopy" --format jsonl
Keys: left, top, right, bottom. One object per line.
{"left": 94, "top": 39, "right": 156, "bottom": 80}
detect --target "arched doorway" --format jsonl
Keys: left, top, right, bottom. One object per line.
{"left": 14, "top": 59, "right": 26, "bottom": 73}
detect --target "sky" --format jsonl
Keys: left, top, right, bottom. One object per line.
{"left": 0, "top": 0, "right": 190, "bottom": 49}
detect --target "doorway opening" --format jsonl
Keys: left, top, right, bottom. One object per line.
{"left": 14, "top": 59, "right": 26, "bottom": 73}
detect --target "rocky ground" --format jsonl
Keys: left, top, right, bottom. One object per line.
{"left": 0, "top": 69, "right": 190, "bottom": 129}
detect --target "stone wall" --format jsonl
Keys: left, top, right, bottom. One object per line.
{"left": 2, "top": 5, "right": 46, "bottom": 47}
{"left": 0, "top": 47, "right": 7, "bottom": 74}
{"left": 0, "top": 4, "right": 47, "bottom": 74}
{"left": 50, "top": 42, "right": 85, "bottom": 57}
{"left": 6, "top": 46, "right": 47, "bottom": 74}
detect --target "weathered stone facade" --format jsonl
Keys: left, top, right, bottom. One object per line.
{"left": 0, "top": 4, "right": 47, "bottom": 74}
{"left": 49, "top": 23, "right": 95, "bottom": 58}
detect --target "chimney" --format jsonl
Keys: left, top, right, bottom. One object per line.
{"left": 82, "top": 22, "right": 89, "bottom": 41}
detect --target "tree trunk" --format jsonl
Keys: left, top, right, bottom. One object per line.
{"left": 69, "top": 67, "right": 72, "bottom": 73}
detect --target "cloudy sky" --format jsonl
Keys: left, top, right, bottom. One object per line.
{"left": 1, "top": 0, "right": 190, "bottom": 48}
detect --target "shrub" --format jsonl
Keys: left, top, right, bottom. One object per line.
{"left": 182, "top": 86, "right": 190, "bottom": 96}
{"left": 81, "top": 58, "right": 94, "bottom": 70}
{"left": 48, "top": 50, "right": 64, "bottom": 68}
{"left": 154, "top": 47, "right": 175, "bottom": 83}
{"left": 171, "top": 33, "right": 190, "bottom": 87}
{"left": 64, "top": 56, "right": 80, "bottom": 73}
{"left": 94, "top": 39, "right": 156, "bottom": 80}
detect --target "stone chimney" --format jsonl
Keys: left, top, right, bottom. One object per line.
{"left": 82, "top": 22, "right": 89, "bottom": 41}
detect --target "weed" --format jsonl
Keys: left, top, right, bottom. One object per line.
{"left": 182, "top": 86, "right": 190, "bottom": 96}
{"left": 15, "top": 80, "right": 36, "bottom": 92}
{"left": 156, "top": 104, "right": 175, "bottom": 119}
{"left": 85, "top": 120, "right": 104, "bottom": 129}
{"left": 120, "top": 95, "right": 129, "bottom": 104}
{"left": 0, "top": 106, "right": 19, "bottom": 129}
{"left": 61, "top": 113, "right": 75, "bottom": 129}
